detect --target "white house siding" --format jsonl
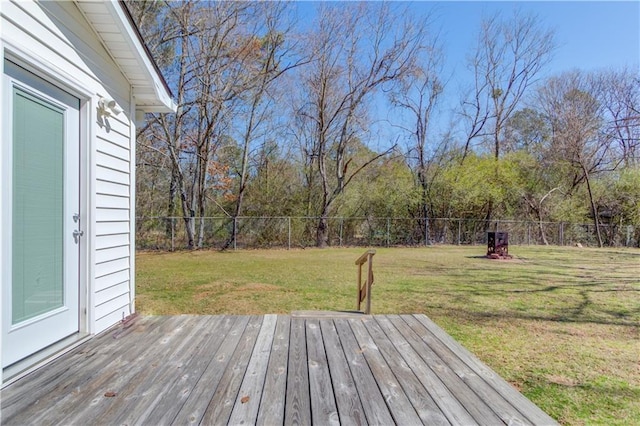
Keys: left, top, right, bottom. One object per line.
{"left": 2, "top": 0, "right": 136, "bottom": 335}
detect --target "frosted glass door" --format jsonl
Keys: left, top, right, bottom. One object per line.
{"left": 12, "top": 88, "right": 65, "bottom": 323}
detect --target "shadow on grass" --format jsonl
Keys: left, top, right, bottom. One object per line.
{"left": 429, "top": 304, "right": 639, "bottom": 328}
{"left": 404, "top": 279, "right": 639, "bottom": 327}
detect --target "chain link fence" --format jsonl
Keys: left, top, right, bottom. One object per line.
{"left": 136, "top": 216, "right": 639, "bottom": 250}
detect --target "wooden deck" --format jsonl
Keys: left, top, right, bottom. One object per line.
{"left": 1, "top": 314, "right": 557, "bottom": 425}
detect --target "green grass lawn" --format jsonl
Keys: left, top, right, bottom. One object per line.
{"left": 136, "top": 245, "right": 640, "bottom": 426}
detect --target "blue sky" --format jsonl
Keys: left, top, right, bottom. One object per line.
{"left": 294, "top": 1, "right": 640, "bottom": 148}
{"left": 433, "top": 1, "right": 639, "bottom": 79}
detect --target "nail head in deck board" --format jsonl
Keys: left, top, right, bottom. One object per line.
{"left": 333, "top": 319, "right": 396, "bottom": 425}
{"left": 306, "top": 319, "right": 340, "bottom": 425}
{"left": 348, "top": 318, "right": 424, "bottom": 425}
{"left": 374, "top": 316, "right": 478, "bottom": 426}
{"left": 319, "top": 319, "right": 368, "bottom": 426}
{"left": 285, "top": 317, "right": 312, "bottom": 425}
{"left": 360, "top": 316, "right": 450, "bottom": 425}
{"left": 257, "top": 315, "right": 291, "bottom": 425}
{"left": 228, "top": 314, "right": 278, "bottom": 426}
{"left": 1, "top": 315, "right": 557, "bottom": 426}
{"left": 200, "top": 315, "right": 265, "bottom": 425}
{"left": 172, "top": 315, "right": 251, "bottom": 425}
{"left": 402, "top": 314, "right": 534, "bottom": 425}
{"left": 410, "top": 314, "right": 559, "bottom": 426}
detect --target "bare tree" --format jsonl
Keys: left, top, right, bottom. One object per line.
{"left": 599, "top": 68, "right": 640, "bottom": 167}
{"left": 389, "top": 35, "right": 444, "bottom": 245}
{"left": 462, "top": 11, "right": 555, "bottom": 161}
{"left": 538, "top": 71, "right": 617, "bottom": 247}
{"left": 223, "top": 3, "right": 306, "bottom": 250}
{"left": 134, "top": 2, "right": 297, "bottom": 249}
{"left": 459, "top": 10, "right": 555, "bottom": 229}
{"left": 294, "top": 2, "right": 425, "bottom": 247}
{"left": 130, "top": 1, "right": 201, "bottom": 248}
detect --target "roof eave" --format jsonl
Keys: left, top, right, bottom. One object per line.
{"left": 75, "top": 0, "right": 176, "bottom": 113}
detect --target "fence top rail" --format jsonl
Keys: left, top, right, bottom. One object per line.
{"left": 355, "top": 250, "right": 376, "bottom": 266}
{"left": 136, "top": 216, "right": 633, "bottom": 228}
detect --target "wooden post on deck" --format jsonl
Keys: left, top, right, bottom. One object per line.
{"left": 356, "top": 250, "right": 376, "bottom": 314}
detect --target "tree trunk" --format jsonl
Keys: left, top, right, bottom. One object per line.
{"left": 582, "top": 165, "right": 603, "bottom": 247}
{"left": 316, "top": 206, "right": 329, "bottom": 248}
{"left": 165, "top": 171, "right": 177, "bottom": 250}
{"left": 538, "top": 210, "right": 549, "bottom": 245}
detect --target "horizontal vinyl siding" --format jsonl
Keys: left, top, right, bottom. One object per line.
{"left": 97, "top": 135, "right": 130, "bottom": 160}
{"left": 96, "top": 165, "right": 129, "bottom": 186}
{"left": 96, "top": 152, "right": 129, "bottom": 174}
{"left": 95, "top": 257, "right": 129, "bottom": 279}
{"left": 96, "top": 207, "right": 129, "bottom": 222}
{"left": 95, "top": 306, "right": 131, "bottom": 335}
{"left": 96, "top": 180, "right": 129, "bottom": 198}
{"left": 96, "top": 221, "right": 130, "bottom": 235}
{"left": 95, "top": 245, "right": 130, "bottom": 265}
{"left": 2, "top": 0, "right": 136, "bottom": 334}
{"left": 95, "top": 292, "right": 131, "bottom": 332}
{"left": 95, "top": 281, "right": 130, "bottom": 307}
{"left": 96, "top": 234, "right": 129, "bottom": 250}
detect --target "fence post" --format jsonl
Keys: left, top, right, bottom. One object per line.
{"left": 386, "top": 218, "right": 391, "bottom": 247}
{"left": 171, "top": 218, "right": 175, "bottom": 252}
{"left": 288, "top": 217, "right": 291, "bottom": 250}
{"left": 339, "top": 218, "right": 344, "bottom": 247}
{"left": 457, "top": 219, "right": 461, "bottom": 245}
{"left": 233, "top": 217, "right": 237, "bottom": 250}
{"left": 424, "top": 217, "right": 428, "bottom": 246}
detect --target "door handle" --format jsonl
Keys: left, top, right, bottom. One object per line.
{"left": 73, "top": 229, "right": 84, "bottom": 243}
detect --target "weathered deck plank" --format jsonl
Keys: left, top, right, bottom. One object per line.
{"left": 361, "top": 316, "right": 450, "bottom": 425}
{"left": 99, "top": 316, "right": 221, "bottom": 425}
{"left": 411, "top": 314, "right": 558, "bottom": 425}
{"left": 256, "top": 315, "right": 291, "bottom": 425}
{"left": 403, "top": 314, "right": 533, "bottom": 425}
{"left": 306, "top": 319, "right": 340, "bottom": 425}
{"left": 228, "top": 314, "right": 277, "bottom": 425}
{"left": 387, "top": 314, "right": 504, "bottom": 424}
{"left": 284, "top": 317, "right": 311, "bottom": 425}
{"left": 348, "top": 318, "right": 424, "bottom": 425}
{"left": 319, "top": 319, "right": 368, "bottom": 426}
{"left": 172, "top": 315, "right": 250, "bottom": 425}
{"left": 3, "top": 315, "right": 184, "bottom": 425}
{"left": 200, "top": 315, "right": 264, "bottom": 425}
{"left": 334, "top": 318, "right": 396, "bottom": 425}
{"left": 0, "top": 314, "right": 558, "bottom": 426}
{"left": 141, "top": 315, "right": 237, "bottom": 425}
{"left": 374, "top": 316, "right": 478, "bottom": 426}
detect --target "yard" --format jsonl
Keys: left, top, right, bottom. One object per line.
{"left": 136, "top": 245, "right": 640, "bottom": 425}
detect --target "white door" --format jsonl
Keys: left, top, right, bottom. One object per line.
{"left": 2, "top": 60, "right": 81, "bottom": 368}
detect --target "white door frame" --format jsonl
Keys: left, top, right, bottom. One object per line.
{"left": 2, "top": 60, "right": 82, "bottom": 367}
{"left": 1, "top": 49, "right": 93, "bottom": 383}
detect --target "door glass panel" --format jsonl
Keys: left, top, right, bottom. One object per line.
{"left": 12, "top": 87, "right": 65, "bottom": 324}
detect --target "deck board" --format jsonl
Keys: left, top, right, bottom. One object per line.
{"left": 285, "top": 317, "right": 312, "bottom": 425}
{"left": 319, "top": 319, "right": 367, "bottom": 426}
{"left": 256, "top": 315, "right": 290, "bottom": 425}
{"left": 1, "top": 314, "right": 558, "bottom": 426}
